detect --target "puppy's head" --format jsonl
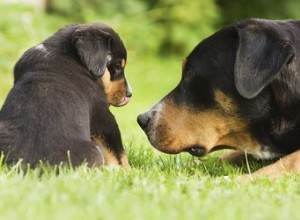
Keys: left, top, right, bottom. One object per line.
{"left": 138, "top": 19, "right": 296, "bottom": 159}
{"left": 73, "top": 23, "right": 132, "bottom": 107}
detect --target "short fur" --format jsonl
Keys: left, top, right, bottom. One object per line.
{"left": 0, "top": 23, "right": 131, "bottom": 167}
{"left": 138, "top": 19, "right": 300, "bottom": 179}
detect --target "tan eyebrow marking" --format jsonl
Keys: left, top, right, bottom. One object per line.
{"left": 121, "top": 59, "right": 126, "bottom": 68}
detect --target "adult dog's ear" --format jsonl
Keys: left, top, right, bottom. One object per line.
{"left": 234, "top": 24, "right": 295, "bottom": 99}
{"left": 73, "top": 29, "right": 112, "bottom": 79}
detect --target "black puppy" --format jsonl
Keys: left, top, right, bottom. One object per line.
{"left": 138, "top": 19, "right": 300, "bottom": 180}
{"left": 0, "top": 23, "right": 131, "bottom": 167}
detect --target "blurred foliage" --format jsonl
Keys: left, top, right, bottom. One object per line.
{"left": 2, "top": 0, "right": 300, "bottom": 60}
{"left": 46, "top": 0, "right": 300, "bottom": 57}
{"left": 217, "top": 0, "right": 300, "bottom": 25}
{"left": 48, "top": 0, "right": 220, "bottom": 57}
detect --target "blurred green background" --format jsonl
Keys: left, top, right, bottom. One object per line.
{"left": 1, "top": 0, "right": 300, "bottom": 145}
{"left": 2, "top": 2, "right": 300, "bottom": 219}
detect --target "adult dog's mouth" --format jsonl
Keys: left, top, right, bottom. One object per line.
{"left": 185, "top": 145, "right": 207, "bottom": 157}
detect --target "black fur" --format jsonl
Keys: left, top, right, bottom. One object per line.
{"left": 0, "top": 23, "right": 127, "bottom": 167}
{"left": 185, "top": 19, "right": 300, "bottom": 156}
{"left": 138, "top": 19, "right": 300, "bottom": 159}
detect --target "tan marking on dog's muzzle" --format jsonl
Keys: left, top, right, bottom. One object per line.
{"left": 140, "top": 90, "right": 261, "bottom": 156}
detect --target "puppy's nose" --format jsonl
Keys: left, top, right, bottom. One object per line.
{"left": 125, "top": 78, "right": 132, "bottom": 97}
{"left": 126, "top": 90, "right": 132, "bottom": 98}
{"left": 137, "top": 113, "right": 150, "bottom": 130}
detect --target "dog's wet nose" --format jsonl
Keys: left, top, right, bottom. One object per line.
{"left": 137, "top": 113, "right": 150, "bottom": 130}
{"left": 125, "top": 78, "right": 132, "bottom": 98}
{"left": 126, "top": 90, "right": 132, "bottom": 98}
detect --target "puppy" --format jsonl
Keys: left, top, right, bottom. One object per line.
{"left": 138, "top": 19, "right": 300, "bottom": 180}
{"left": 0, "top": 22, "right": 131, "bottom": 167}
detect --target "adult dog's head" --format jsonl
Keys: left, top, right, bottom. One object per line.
{"left": 14, "top": 22, "right": 132, "bottom": 107}
{"left": 138, "top": 19, "right": 299, "bottom": 159}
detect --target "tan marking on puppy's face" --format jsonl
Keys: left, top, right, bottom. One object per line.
{"left": 99, "top": 67, "right": 131, "bottom": 107}
{"left": 121, "top": 58, "right": 126, "bottom": 68}
{"left": 142, "top": 90, "right": 261, "bottom": 156}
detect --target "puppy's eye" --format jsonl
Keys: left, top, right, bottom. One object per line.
{"left": 184, "top": 70, "right": 195, "bottom": 79}
{"left": 114, "top": 63, "right": 122, "bottom": 72}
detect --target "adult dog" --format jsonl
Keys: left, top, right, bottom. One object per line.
{"left": 0, "top": 22, "right": 131, "bottom": 167}
{"left": 138, "top": 19, "right": 300, "bottom": 179}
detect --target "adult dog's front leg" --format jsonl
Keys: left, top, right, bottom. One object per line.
{"left": 241, "top": 150, "right": 300, "bottom": 181}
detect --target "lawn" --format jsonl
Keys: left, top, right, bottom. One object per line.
{"left": 0, "top": 4, "right": 300, "bottom": 220}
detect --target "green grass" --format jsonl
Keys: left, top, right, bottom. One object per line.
{"left": 1, "top": 3, "right": 300, "bottom": 220}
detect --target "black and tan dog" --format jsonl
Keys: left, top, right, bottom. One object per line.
{"left": 138, "top": 19, "right": 300, "bottom": 179}
{"left": 0, "top": 22, "right": 131, "bottom": 167}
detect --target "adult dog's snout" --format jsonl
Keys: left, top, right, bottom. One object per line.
{"left": 137, "top": 113, "right": 151, "bottom": 131}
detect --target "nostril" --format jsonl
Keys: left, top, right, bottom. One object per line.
{"left": 126, "top": 81, "right": 132, "bottom": 98}
{"left": 137, "top": 114, "right": 150, "bottom": 130}
{"left": 126, "top": 90, "right": 132, "bottom": 98}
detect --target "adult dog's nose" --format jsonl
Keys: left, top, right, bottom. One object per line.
{"left": 137, "top": 113, "right": 150, "bottom": 130}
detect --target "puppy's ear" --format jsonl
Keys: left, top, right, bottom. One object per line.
{"left": 234, "top": 25, "right": 294, "bottom": 99}
{"left": 73, "top": 29, "right": 112, "bottom": 79}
